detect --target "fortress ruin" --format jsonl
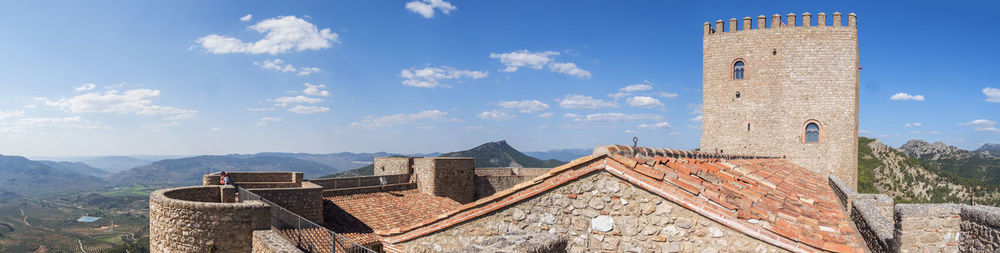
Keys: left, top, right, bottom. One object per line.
{"left": 149, "top": 12, "right": 1000, "bottom": 253}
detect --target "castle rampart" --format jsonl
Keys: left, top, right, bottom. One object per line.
{"left": 830, "top": 175, "right": 1000, "bottom": 252}
{"left": 701, "top": 11, "right": 860, "bottom": 189}
{"left": 149, "top": 185, "right": 269, "bottom": 253}
{"left": 414, "top": 157, "right": 476, "bottom": 204}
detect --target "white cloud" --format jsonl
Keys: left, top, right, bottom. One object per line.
{"left": 405, "top": 0, "right": 457, "bottom": 19}
{"left": 74, "top": 83, "right": 96, "bottom": 91}
{"left": 464, "top": 125, "right": 483, "bottom": 130}
{"left": 39, "top": 89, "right": 197, "bottom": 119}
{"left": 0, "top": 110, "right": 25, "bottom": 121}
{"left": 573, "top": 113, "right": 663, "bottom": 123}
{"left": 548, "top": 62, "right": 591, "bottom": 79}
{"left": 538, "top": 112, "right": 555, "bottom": 118}
{"left": 620, "top": 84, "right": 652, "bottom": 93}
{"left": 624, "top": 129, "right": 635, "bottom": 133}
{"left": 557, "top": 94, "right": 617, "bottom": 109}
{"left": 904, "top": 122, "right": 923, "bottom": 127}
{"left": 211, "top": 127, "right": 222, "bottom": 131}
{"left": 637, "top": 121, "right": 671, "bottom": 129}
{"left": 289, "top": 105, "right": 330, "bottom": 114}
{"left": 477, "top": 110, "right": 515, "bottom": 121}
{"left": 490, "top": 50, "right": 558, "bottom": 72}
{"left": 254, "top": 59, "right": 323, "bottom": 76}
{"left": 255, "top": 117, "right": 282, "bottom": 126}
{"left": 563, "top": 113, "right": 579, "bottom": 119}
{"left": 984, "top": 87, "right": 1000, "bottom": 103}
{"left": 859, "top": 129, "right": 874, "bottom": 134}
{"left": 656, "top": 92, "right": 679, "bottom": 98}
{"left": 401, "top": 66, "right": 488, "bottom": 88}
{"left": 960, "top": 119, "right": 1000, "bottom": 132}
{"left": 240, "top": 14, "right": 252, "bottom": 22}
{"left": 350, "top": 110, "right": 455, "bottom": 129}
{"left": 141, "top": 121, "right": 180, "bottom": 129}
{"left": 909, "top": 130, "right": 941, "bottom": 135}
{"left": 626, "top": 96, "right": 663, "bottom": 108}
{"left": 246, "top": 107, "right": 274, "bottom": 111}
{"left": 490, "top": 50, "right": 591, "bottom": 78}
{"left": 497, "top": 100, "right": 549, "bottom": 113}
{"left": 890, "top": 92, "right": 925, "bottom": 101}
{"left": 196, "top": 16, "right": 339, "bottom": 55}
{"left": 689, "top": 115, "right": 703, "bottom": 122}
{"left": 269, "top": 95, "right": 323, "bottom": 106}
{"left": 302, "top": 83, "right": 330, "bottom": 97}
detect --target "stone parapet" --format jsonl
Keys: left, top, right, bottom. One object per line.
{"left": 959, "top": 205, "right": 1000, "bottom": 251}
{"left": 893, "top": 204, "right": 962, "bottom": 252}
{"left": 414, "top": 157, "right": 475, "bottom": 204}
{"left": 252, "top": 230, "right": 304, "bottom": 253}
{"left": 150, "top": 185, "right": 270, "bottom": 253}
{"left": 204, "top": 172, "right": 303, "bottom": 187}
{"left": 704, "top": 12, "right": 857, "bottom": 35}
{"left": 374, "top": 157, "right": 414, "bottom": 176}
{"left": 853, "top": 198, "right": 893, "bottom": 253}
{"left": 309, "top": 174, "right": 410, "bottom": 190}
{"left": 248, "top": 182, "right": 324, "bottom": 224}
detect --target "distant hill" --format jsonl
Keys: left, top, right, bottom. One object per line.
{"left": 322, "top": 140, "right": 565, "bottom": 178}
{"left": 860, "top": 137, "right": 1000, "bottom": 205}
{"left": 975, "top": 143, "right": 1000, "bottom": 157}
{"left": 0, "top": 154, "right": 107, "bottom": 195}
{"left": 109, "top": 155, "right": 339, "bottom": 186}
{"left": 37, "top": 161, "right": 110, "bottom": 178}
{"left": 78, "top": 156, "right": 153, "bottom": 173}
{"left": 234, "top": 152, "right": 387, "bottom": 173}
{"left": 525, "top": 148, "right": 591, "bottom": 162}
{"left": 440, "top": 140, "right": 565, "bottom": 168}
{"left": 899, "top": 139, "right": 1000, "bottom": 185}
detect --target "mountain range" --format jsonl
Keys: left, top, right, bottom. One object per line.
{"left": 860, "top": 138, "right": 1000, "bottom": 205}
{"left": 0, "top": 154, "right": 108, "bottom": 196}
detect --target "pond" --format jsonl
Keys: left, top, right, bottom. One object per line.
{"left": 77, "top": 216, "right": 101, "bottom": 223}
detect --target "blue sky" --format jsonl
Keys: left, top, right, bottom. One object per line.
{"left": 0, "top": 0, "right": 996, "bottom": 156}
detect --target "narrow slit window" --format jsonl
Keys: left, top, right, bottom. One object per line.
{"left": 806, "top": 123, "right": 820, "bottom": 143}
{"left": 733, "top": 61, "right": 745, "bottom": 80}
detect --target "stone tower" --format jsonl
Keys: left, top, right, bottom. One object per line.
{"left": 701, "top": 12, "right": 860, "bottom": 189}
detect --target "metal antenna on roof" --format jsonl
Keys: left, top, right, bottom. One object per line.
{"left": 632, "top": 137, "right": 638, "bottom": 149}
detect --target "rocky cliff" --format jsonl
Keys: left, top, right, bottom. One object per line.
{"left": 860, "top": 138, "right": 967, "bottom": 203}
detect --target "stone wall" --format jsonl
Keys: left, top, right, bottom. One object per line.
{"left": 374, "top": 157, "right": 413, "bottom": 176}
{"left": 252, "top": 230, "right": 303, "bottom": 253}
{"left": 474, "top": 167, "right": 550, "bottom": 200}
{"left": 248, "top": 182, "right": 324, "bottom": 224}
{"left": 701, "top": 12, "right": 860, "bottom": 190}
{"left": 852, "top": 198, "right": 893, "bottom": 253}
{"left": 309, "top": 174, "right": 410, "bottom": 190}
{"left": 150, "top": 185, "right": 270, "bottom": 253}
{"left": 204, "top": 172, "right": 303, "bottom": 186}
{"left": 960, "top": 205, "right": 1000, "bottom": 251}
{"left": 414, "top": 157, "right": 475, "bottom": 204}
{"left": 396, "top": 171, "right": 786, "bottom": 253}
{"left": 893, "top": 204, "right": 962, "bottom": 252}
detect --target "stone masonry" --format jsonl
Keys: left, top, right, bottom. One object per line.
{"left": 149, "top": 185, "right": 269, "bottom": 253}
{"left": 374, "top": 157, "right": 414, "bottom": 176}
{"left": 701, "top": 12, "right": 860, "bottom": 189}
{"left": 248, "top": 182, "right": 325, "bottom": 224}
{"left": 397, "top": 171, "right": 786, "bottom": 253}
{"left": 414, "top": 157, "right": 475, "bottom": 204}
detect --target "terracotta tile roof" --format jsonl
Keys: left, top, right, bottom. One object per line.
{"left": 322, "top": 188, "right": 461, "bottom": 246}
{"left": 379, "top": 145, "right": 865, "bottom": 252}
{"left": 275, "top": 228, "right": 373, "bottom": 253}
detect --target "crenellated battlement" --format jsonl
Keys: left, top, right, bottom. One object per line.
{"left": 704, "top": 12, "right": 856, "bottom": 36}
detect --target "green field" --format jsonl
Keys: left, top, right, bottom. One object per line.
{"left": 0, "top": 187, "right": 151, "bottom": 252}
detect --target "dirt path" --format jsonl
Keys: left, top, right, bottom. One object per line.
{"left": 19, "top": 208, "right": 29, "bottom": 226}
{"left": 78, "top": 240, "right": 87, "bottom": 253}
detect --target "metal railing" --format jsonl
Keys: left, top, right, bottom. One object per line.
{"left": 238, "top": 187, "right": 376, "bottom": 253}
{"left": 308, "top": 174, "right": 410, "bottom": 190}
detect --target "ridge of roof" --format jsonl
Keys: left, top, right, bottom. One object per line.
{"left": 379, "top": 145, "right": 863, "bottom": 252}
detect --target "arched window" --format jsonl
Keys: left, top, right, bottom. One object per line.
{"left": 805, "top": 123, "right": 820, "bottom": 143}
{"left": 733, "top": 61, "right": 745, "bottom": 80}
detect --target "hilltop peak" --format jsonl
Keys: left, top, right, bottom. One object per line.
{"left": 976, "top": 143, "right": 1000, "bottom": 157}
{"left": 440, "top": 140, "right": 563, "bottom": 168}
